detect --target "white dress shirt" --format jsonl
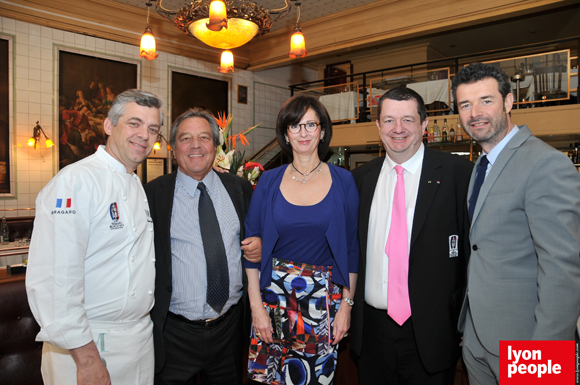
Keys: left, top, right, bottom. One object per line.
{"left": 365, "top": 144, "right": 424, "bottom": 309}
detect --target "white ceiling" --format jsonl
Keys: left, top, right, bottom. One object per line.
{"left": 112, "top": 0, "right": 378, "bottom": 32}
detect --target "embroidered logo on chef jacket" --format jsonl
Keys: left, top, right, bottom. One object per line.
{"left": 449, "top": 235, "right": 459, "bottom": 258}
{"left": 145, "top": 209, "right": 153, "bottom": 223}
{"left": 109, "top": 202, "right": 125, "bottom": 230}
{"left": 51, "top": 198, "right": 76, "bottom": 214}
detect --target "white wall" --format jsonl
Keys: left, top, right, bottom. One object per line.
{"left": 0, "top": 16, "right": 317, "bottom": 217}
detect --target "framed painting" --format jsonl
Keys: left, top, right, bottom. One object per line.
{"left": 171, "top": 70, "right": 228, "bottom": 123}
{"left": 237, "top": 85, "right": 248, "bottom": 104}
{"left": 0, "top": 37, "right": 12, "bottom": 195}
{"left": 58, "top": 50, "right": 138, "bottom": 169}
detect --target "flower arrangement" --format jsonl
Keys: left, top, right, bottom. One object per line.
{"left": 239, "top": 162, "right": 265, "bottom": 188}
{"left": 213, "top": 112, "right": 264, "bottom": 186}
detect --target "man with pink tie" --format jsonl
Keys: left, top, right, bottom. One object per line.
{"left": 351, "top": 86, "right": 473, "bottom": 385}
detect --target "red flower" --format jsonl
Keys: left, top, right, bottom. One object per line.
{"left": 244, "top": 162, "right": 264, "bottom": 171}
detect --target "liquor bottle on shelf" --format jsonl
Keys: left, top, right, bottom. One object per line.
{"left": 428, "top": 122, "right": 435, "bottom": 143}
{"left": 442, "top": 119, "right": 448, "bottom": 143}
{"left": 456, "top": 118, "right": 463, "bottom": 142}
{"left": 433, "top": 119, "right": 441, "bottom": 143}
{"left": 1, "top": 217, "right": 9, "bottom": 245}
{"left": 449, "top": 124, "right": 455, "bottom": 142}
{"left": 423, "top": 127, "right": 428, "bottom": 144}
{"left": 568, "top": 143, "right": 575, "bottom": 162}
{"left": 574, "top": 142, "right": 579, "bottom": 164}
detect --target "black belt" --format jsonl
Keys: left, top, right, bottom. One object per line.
{"left": 169, "top": 305, "right": 233, "bottom": 327}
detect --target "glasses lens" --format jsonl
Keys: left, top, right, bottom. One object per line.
{"left": 306, "top": 122, "right": 318, "bottom": 132}
{"left": 288, "top": 125, "right": 300, "bottom": 134}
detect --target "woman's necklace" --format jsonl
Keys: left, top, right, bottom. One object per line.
{"left": 290, "top": 160, "right": 323, "bottom": 184}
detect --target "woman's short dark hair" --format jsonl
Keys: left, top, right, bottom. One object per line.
{"left": 276, "top": 94, "right": 332, "bottom": 158}
{"left": 452, "top": 62, "right": 512, "bottom": 103}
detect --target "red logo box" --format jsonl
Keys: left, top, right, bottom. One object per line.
{"left": 499, "top": 340, "right": 576, "bottom": 384}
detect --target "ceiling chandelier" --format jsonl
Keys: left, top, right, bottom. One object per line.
{"left": 155, "top": 0, "right": 296, "bottom": 72}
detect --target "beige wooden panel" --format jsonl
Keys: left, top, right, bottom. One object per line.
{"left": 329, "top": 104, "right": 580, "bottom": 148}
{"left": 0, "top": 0, "right": 252, "bottom": 67}
{"left": 245, "top": 0, "right": 574, "bottom": 70}
{"left": 1, "top": 0, "right": 574, "bottom": 70}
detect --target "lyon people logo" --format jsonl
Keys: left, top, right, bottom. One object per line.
{"left": 499, "top": 340, "right": 576, "bottom": 384}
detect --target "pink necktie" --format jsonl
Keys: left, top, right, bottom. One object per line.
{"left": 386, "top": 165, "right": 411, "bottom": 325}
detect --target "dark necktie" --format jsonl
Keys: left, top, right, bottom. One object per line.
{"left": 197, "top": 182, "right": 229, "bottom": 314}
{"left": 469, "top": 155, "right": 489, "bottom": 221}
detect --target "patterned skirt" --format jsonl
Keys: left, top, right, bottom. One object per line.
{"left": 248, "top": 258, "right": 342, "bottom": 385}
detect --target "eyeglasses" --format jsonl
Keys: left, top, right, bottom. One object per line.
{"left": 287, "top": 122, "right": 320, "bottom": 134}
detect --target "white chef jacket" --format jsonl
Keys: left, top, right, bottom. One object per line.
{"left": 26, "top": 146, "right": 155, "bottom": 382}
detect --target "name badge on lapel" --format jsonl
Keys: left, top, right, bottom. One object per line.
{"left": 449, "top": 235, "right": 459, "bottom": 258}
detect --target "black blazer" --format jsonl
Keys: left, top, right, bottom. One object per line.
{"left": 350, "top": 148, "right": 473, "bottom": 373}
{"left": 144, "top": 170, "right": 254, "bottom": 374}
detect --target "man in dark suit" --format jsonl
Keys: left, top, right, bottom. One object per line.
{"left": 454, "top": 63, "right": 580, "bottom": 384}
{"left": 351, "top": 87, "right": 473, "bottom": 385}
{"left": 144, "top": 107, "right": 261, "bottom": 385}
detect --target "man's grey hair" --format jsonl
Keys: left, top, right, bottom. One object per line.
{"left": 170, "top": 108, "right": 220, "bottom": 148}
{"left": 107, "top": 89, "right": 164, "bottom": 127}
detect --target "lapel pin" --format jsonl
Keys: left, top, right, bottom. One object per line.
{"left": 428, "top": 181, "right": 432, "bottom": 184}
{"left": 437, "top": 181, "right": 441, "bottom": 184}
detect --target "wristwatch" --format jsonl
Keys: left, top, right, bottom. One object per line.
{"left": 343, "top": 297, "right": 354, "bottom": 306}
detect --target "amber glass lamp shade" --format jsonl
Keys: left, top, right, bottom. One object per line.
{"left": 153, "top": 140, "right": 161, "bottom": 151}
{"left": 189, "top": 18, "right": 259, "bottom": 49}
{"left": 45, "top": 138, "right": 54, "bottom": 148}
{"left": 207, "top": 0, "right": 228, "bottom": 31}
{"left": 289, "top": 27, "right": 307, "bottom": 59}
{"left": 27, "top": 137, "right": 36, "bottom": 147}
{"left": 219, "top": 50, "right": 234, "bottom": 73}
{"left": 140, "top": 27, "right": 159, "bottom": 60}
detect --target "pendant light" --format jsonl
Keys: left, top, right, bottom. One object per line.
{"left": 140, "top": 2, "right": 159, "bottom": 60}
{"left": 219, "top": 50, "right": 234, "bottom": 73}
{"left": 289, "top": 2, "right": 306, "bottom": 59}
{"left": 207, "top": 0, "right": 228, "bottom": 31}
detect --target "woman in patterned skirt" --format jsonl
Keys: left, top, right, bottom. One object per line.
{"left": 244, "top": 94, "right": 359, "bottom": 385}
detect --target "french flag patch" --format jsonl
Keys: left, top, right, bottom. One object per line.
{"left": 56, "top": 198, "right": 72, "bottom": 208}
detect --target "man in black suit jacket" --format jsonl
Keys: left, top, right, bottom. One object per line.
{"left": 351, "top": 87, "right": 473, "bottom": 385}
{"left": 144, "top": 108, "right": 261, "bottom": 385}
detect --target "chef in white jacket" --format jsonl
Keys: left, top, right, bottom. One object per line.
{"left": 26, "top": 89, "right": 164, "bottom": 385}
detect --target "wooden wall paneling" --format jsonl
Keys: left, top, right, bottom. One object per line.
{"left": 330, "top": 105, "right": 580, "bottom": 148}
{"left": 0, "top": 0, "right": 252, "bottom": 68}
{"left": 245, "top": 0, "right": 576, "bottom": 71}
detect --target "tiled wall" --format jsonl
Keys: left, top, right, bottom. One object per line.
{"left": 0, "top": 16, "right": 317, "bottom": 217}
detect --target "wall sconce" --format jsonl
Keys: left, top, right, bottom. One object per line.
{"left": 289, "top": 3, "right": 306, "bottom": 59}
{"left": 140, "top": 1, "right": 159, "bottom": 60}
{"left": 27, "top": 121, "right": 54, "bottom": 149}
{"left": 153, "top": 133, "right": 172, "bottom": 153}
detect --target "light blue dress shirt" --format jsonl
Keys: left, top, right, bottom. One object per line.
{"left": 169, "top": 169, "right": 243, "bottom": 320}
{"left": 481, "top": 125, "right": 520, "bottom": 177}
